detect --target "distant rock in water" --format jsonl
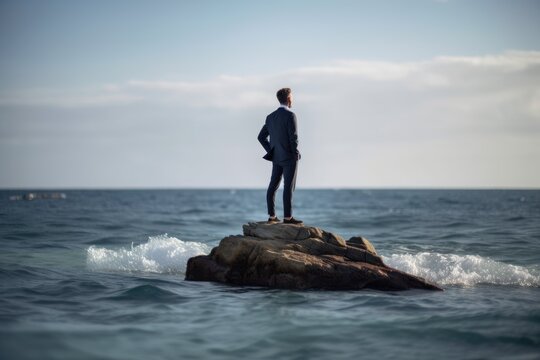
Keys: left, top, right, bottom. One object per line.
{"left": 185, "top": 222, "right": 442, "bottom": 291}
{"left": 9, "top": 192, "right": 67, "bottom": 201}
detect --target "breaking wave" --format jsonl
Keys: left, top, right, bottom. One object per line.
{"left": 87, "top": 234, "right": 210, "bottom": 274}
{"left": 383, "top": 252, "right": 540, "bottom": 287}
{"left": 87, "top": 236, "right": 539, "bottom": 287}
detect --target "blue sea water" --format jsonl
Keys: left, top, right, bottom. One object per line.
{"left": 1, "top": 189, "right": 539, "bottom": 360}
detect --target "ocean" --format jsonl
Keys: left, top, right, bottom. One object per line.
{"left": 1, "top": 189, "right": 539, "bottom": 360}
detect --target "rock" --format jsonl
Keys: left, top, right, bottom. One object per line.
{"left": 242, "top": 222, "right": 347, "bottom": 247}
{"left": 347, "top": 236, "right": 377, "bottom": 255}
{"left": 185, "top": 222, "right": 442, "bottom": 291}
{"left": 10, "top": 192, "right": 67, "bottom": 201}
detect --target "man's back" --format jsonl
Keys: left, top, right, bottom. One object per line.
{"left": 259, "top": 107, "right": 299, "bottom": 164}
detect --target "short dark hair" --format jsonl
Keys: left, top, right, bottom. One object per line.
{"left": 276, "top": 88, "right": 291, "bottom": 104}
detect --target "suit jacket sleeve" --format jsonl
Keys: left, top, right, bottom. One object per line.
{"left": 257, "top": 124, "right": 272, "bottom": 153}
{"left": 287, "top": 113, "right": 300, "bottom": 157}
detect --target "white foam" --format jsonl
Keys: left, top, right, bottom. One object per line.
{"left": 383, "top": 252, "right": 540, "bottom": 287}
{"left": 86, "top": 234, "right": 211, "bottom": 274}
{"left": 87, "top": 237, "right": 539, "bottom": 286}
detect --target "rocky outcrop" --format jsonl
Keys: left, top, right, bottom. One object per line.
{"left": 185, "top": 222, "right": 442, "bottom": 291}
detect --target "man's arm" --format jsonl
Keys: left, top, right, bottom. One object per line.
{"left": 287, "top": 113, "right": 300, "bottom": 159}
{"left": 257, "top": 124, "right": 272, "bottom": 153}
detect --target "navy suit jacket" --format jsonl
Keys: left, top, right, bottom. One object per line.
{"left": 257, "top": 107, "right": 301, "bottom": 164}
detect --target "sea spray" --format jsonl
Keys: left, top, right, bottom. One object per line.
{"left": 87, "top": 234, "right": 210, "bottom": 274}
{"left": 383, "top": 252, "right": 540, "bottom": 287}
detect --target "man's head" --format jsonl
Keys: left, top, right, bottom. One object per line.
{"left": 276, "top": 88, "right": 293, "bottom": 108}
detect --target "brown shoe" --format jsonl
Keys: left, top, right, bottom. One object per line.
{"left": 267, "top": 216, "right": 281, "bottom": 223}
{"left": 283, "top": 217, "right": 303, "bottom": 224}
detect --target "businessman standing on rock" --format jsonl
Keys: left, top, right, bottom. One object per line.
{"left": 257, "top": 88, "right": 303, "bottom": 225}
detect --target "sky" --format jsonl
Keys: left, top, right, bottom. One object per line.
{"left": 1, "top": 0, "right": 539, "bottom": 189}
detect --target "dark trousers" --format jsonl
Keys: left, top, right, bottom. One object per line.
{"left": 266, "top": 160, "right": 298, "bottom": 218}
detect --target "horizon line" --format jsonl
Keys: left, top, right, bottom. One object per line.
{"left": 1, "top": 186, "right": 539, "bottom": 191}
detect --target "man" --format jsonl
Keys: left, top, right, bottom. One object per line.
{"left": 257, "top": 88, "right": 303, "bottom": 225}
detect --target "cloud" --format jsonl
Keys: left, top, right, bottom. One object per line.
{"left": 1, "top": 50, "right": 539, "bottom": 188}
{"left": 291, "top": 60, "right": 418, "bottom": 80}
{"left": 434, "top": 50, "right": 540, "bottom": 70}
{"left": 123, "top": 76, "right": 274, "bottom": 109}
{"left": 2, "top": 50, "right": 539, "bottom": 113}
{"left": 0, "top": 87, "right": 141, "bottom": 108}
